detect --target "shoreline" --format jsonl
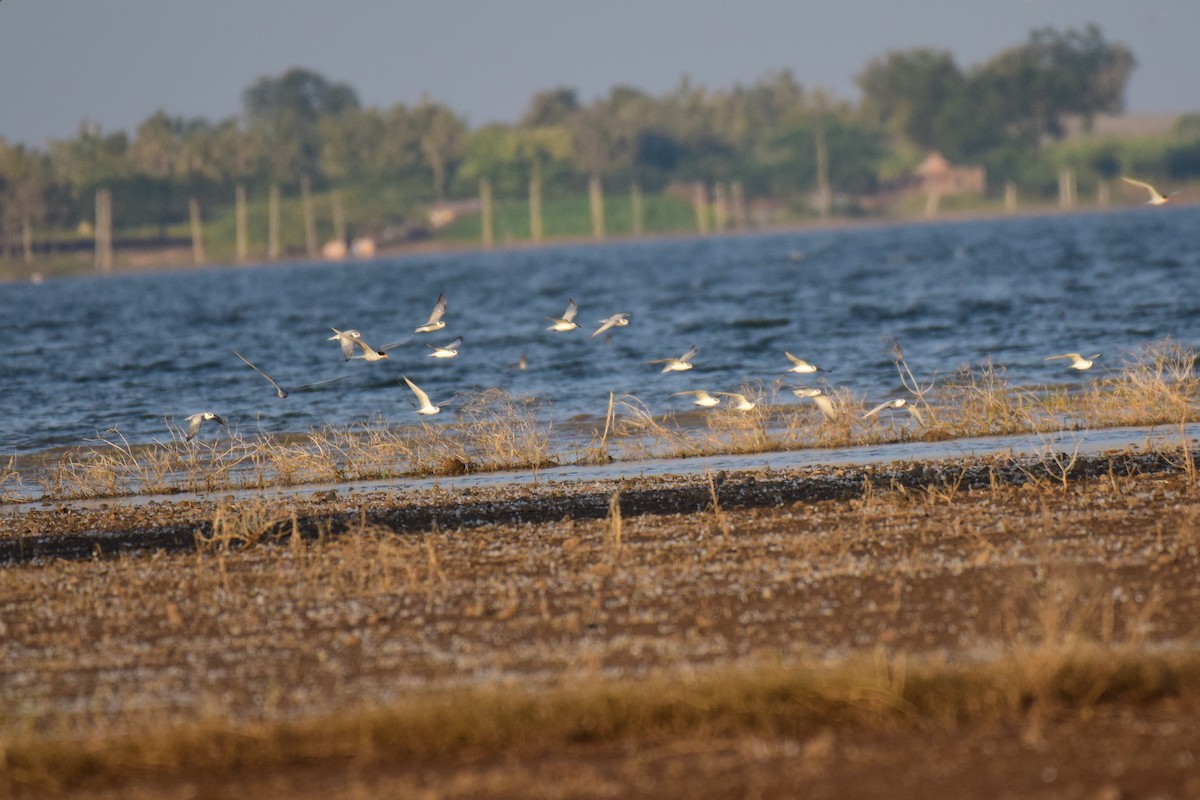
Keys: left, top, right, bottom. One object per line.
{"left": 5, "top": 443, "right": 1200, "bottom": 797}
{"left": 4, "top": 199, "right": 1178, "bottom": 284}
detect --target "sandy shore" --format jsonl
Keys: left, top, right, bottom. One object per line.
{"left": 4, "top": 448, "right": 1200, "bottom": 797}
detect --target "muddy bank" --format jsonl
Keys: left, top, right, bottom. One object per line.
{"left": 0, "top": 448, "right": 1183, "bottom": 564}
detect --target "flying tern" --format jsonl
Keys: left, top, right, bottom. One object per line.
{"left": 671, "top": 390, "right": 721, "bottom": 407}
{"left": 715, "top": 391, "right": 756, "bottom": 411}
{"left": 401, "top": 375, "right": 451, "bottom": 415}
{"left": 234, "top": 351, "right": 348, "bottom": 399}
{"left": 863, "top": 398, "right": 924, "bottom": 426}
{"left": 649, "top": 345, "right": 699, "bottom": 373}
{"left": 427, "top": 336, "right": 462, "bottom": 359}
{"left": 1120, "top": 177, "right": 1174, "bottom": 206}
{"left": 785, "top": 353, "right": 827, "bottom": 374}
{"left": 330, "top": 328, "right": 410, "bottom": 361}
{"left": 1044, "top": 353, "right": 1101, "bottom": 371}
{"left": 328, "top": 328, "right": 363, "bottom": 361}
{"left": 415, "top": 292, "right": 448, "bottom": 333}
{"left": 184, "top": 412, "right": 226, "bottom": 441}
{"left": 792, "top": 387, "right": 837, "bottom": 421}
{"left": 547, "top": 298, "right": 580, "bottom": 332}
{"left": 591, "top": 313, "right": 630, "bottom": 338}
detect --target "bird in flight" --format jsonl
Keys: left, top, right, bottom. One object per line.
{"left": 863, "top": 398, "right": 924, "bottom": 426}
{"left": 671, "top": 389, "right": 721, "bottom": 407}
{"left": 1120, "top": 177, "right": 1174, "bottom": 205}
{"left": 184, "top": 412, "right": 226, "bottom": 441}
{"left": 328, "top": 328, "right": 363, "bottom": 361}
{"left": 1044, "top": 353, "right": 1101, "bottom": 371}
{"left": 715, "top": 391, "right": 756, "bottom": 411}
{"left": 330, "top": 328, "right": 410, "bottom": 361}
{"left": 785, "top": 353, "right": 827, "bottom": 374}
{"left": 415, "top": 292, "right": 448, "bottom": 333}
{"left": 401, "top": 375, "right": 451, "bottom": 415}
{"left": 592, "top": 313, "right": 630, "bottom": 338}
{"left": 649, "top": 345, "right": 699, "bottom": 373}
{"left": 427, "top": 336, "right": 463, "bottom": 359}
{"left": 547, "top": 298, "right": 580, "bottom": 332}
{"left": 234, "top": 351, "right": 347, "bottom": 399}
{"left": 792, "top": 387, "right": 837, "bottom": 421}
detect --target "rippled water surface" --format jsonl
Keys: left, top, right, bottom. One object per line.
{"left": 3, "top": 207, "right": 1199, "bottom": 454}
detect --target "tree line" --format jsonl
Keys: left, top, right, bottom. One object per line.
{"left": 3, "top": 24, "right": 1198, "bottom": 261}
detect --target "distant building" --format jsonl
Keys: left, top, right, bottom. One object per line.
{"left": 913, "top": 152, "right": 986, "bottom": 196}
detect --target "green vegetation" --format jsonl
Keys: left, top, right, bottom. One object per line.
{"left": 0, "top": 26, "right": 1197, "bottom": 276}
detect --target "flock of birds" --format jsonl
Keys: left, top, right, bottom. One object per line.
{"left": 180, "top": 293, "right": 1106, "bottom": 443}
{"left": 183, "top": 176, "right": 1180, "bottom": 443}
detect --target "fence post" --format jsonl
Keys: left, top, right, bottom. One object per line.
{"left": 188, "top": 198, "right": 205, "bottom": 265}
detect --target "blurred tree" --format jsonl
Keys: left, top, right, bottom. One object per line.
{"left": 857, "top": 49, "right": 965, "bottom": 152}
{"left": 242, "top": 68, "right": 360, "bottom": 183}
{"left": 520, "top": 87, "right": 579, "bottom": 127}
{"left": 0, "top": 139, "right": 50, "bottom": 260}
{"left": 414, "top": 99, "right": 467, "bottom": 202}
{"left": 978, "top": 25, "right": 1135, "bottom": 142}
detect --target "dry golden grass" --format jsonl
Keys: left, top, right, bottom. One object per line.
{"left": 11, "top": 340, "right": 1200, "bottom": 501}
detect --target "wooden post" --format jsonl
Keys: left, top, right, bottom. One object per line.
{"left": 301, "top": 175, "right": 317, "bottom": 258}
{"left": 731, "top": 181, "right": 747, "bottom": 230}
{"left": 268, "top": 184, "right": 281, "bottom": 260}
{"left": 713, "top": 183, "right": 729, "bottom": 231}
{"left": 630, "top": 183, "right": 644, "bottom": 237}
{"left": 1004, "top": 181, "right": 1018, "bottom": 213}
{"left": 94, "top": 189, "right": 113, "bottom": 273}
{"left": 188, "top": 198, "right": 205, "bottom": 265}
{"left": 21, "top": 214, "right": 33, "bottom": 264}
{"left": 924, "top": 189, "right": 941, "bottom": 218}
{"left": 529, "top": 171, "right": 543, "bottom": 244}
{"left": 692, "top": 182, "right": 709, "bottom": 233}
{"left": 1058, "top": 168, "right": 1076, "bottom": 210}
{"left": 588, "top": 174, "right": 605, "bottom": 239}
{"left": 331, "top": 190, "right": 345, "bottom": 244}
{"left": 480, "top": 179, "right": 494, "bottom": 248}
{"left": 235, "top": 185, "right": 248, "bottom": 263}
{"left": 815, "top": 130, "right": 832, "bottom": 220}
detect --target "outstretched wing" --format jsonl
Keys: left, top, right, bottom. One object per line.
{"left": 562, "top": 298, "right": 578, "bottom": 323}
{"left": 235, "top": 350, "right": 287, "bottom": 398}
{"left": 402, "top": 375, "right": 433, "bottom": 408}
{"left": 426, "top": 292, "right": 447, "bottom": 325}
{"left": 291, "top": 375, "right": 350, "bottom": 392}
{"left": 378, "top": 335, "right": 413, "bottom": 352}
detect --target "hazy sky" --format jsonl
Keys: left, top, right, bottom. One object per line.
{"left": 2, "top": 1, "right": 1197, "bottom": 147}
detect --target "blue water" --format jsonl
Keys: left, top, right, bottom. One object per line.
{"left": 3, "top": 207, "right": 1199, "bottom": 455}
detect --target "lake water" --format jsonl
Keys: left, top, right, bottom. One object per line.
{"left": 3, "top": 207, "right": 1199, "bottom": 456}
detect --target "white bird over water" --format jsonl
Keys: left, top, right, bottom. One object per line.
{"left": 427, "top": 336, "right": 463, "bottom": 359}
{"left": 863, "top": 398, "right": 924, "bottom": 426}
{"left": 331, "top": 328, "right": 410, "bottom": 362}
{"left": 234, "top": 351, "right": 347, "bottom": 399}
{"left": 401, "top": 376, "right": 449, "bottom": 415}
{"left": 415, "top": 292, "right": 448, "bottom": 333}
{"left": 650, "top": 345, "right": 699, "bottom": 373}
{"left": 184, "top": 412, "right": 226, "bottom": 441}
{"left": 671, "top": 390, "right": 721, "bottom": 407}
{"left": 328, "top": 328, "right": 363, "bottom": 361}
{"left": 792, "top": 387, "right": 837, "bottom": 421}
{"left": 785, "top": 353, "right": 827, "bottom": 374}
{"left": 547, "top": 298, "right": 580, "bottom": 332}
{"left": 715, "top": 391, "right": 756, "bottom": 411}
{"left": 1044, "top": 352, "right": 1101, "bottom": 371}
{"left": 592, "top": 313, "right": 630, "bottom": 338}
{"left": 1120, "top": 177, "right": 1173, "bottom": 206}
